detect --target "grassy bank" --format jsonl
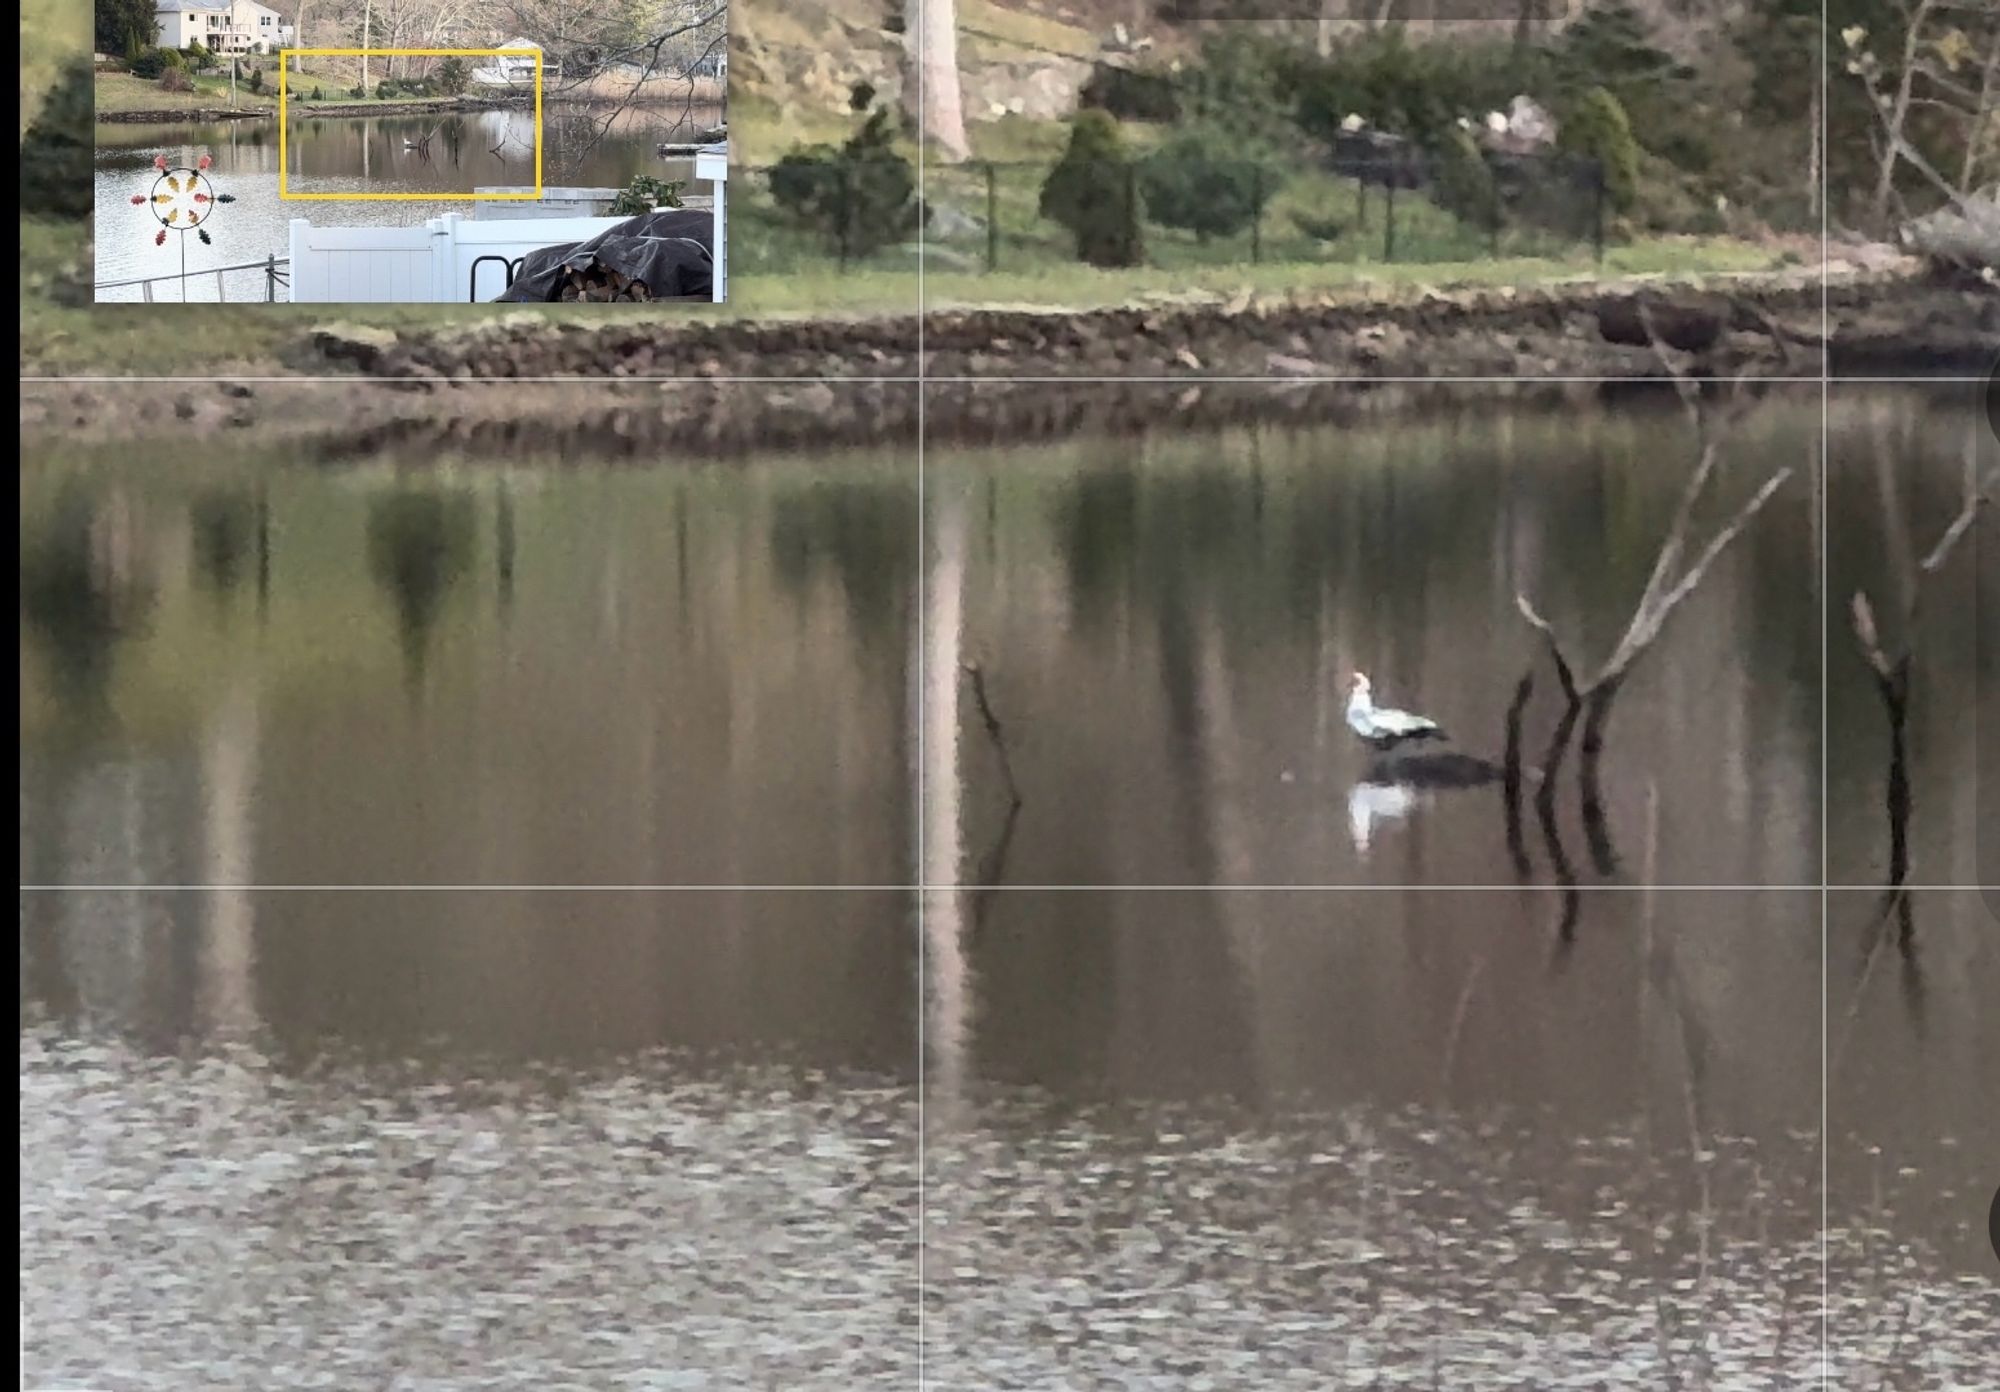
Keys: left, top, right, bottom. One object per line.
{"left": 94, "top": 71, "right": 278, "bottom": 116}
{"left": 25, "top": 209, "right": 1788, "bottom": 376}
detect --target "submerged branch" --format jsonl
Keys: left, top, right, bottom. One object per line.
{"left": 963, "top": 661, "right": 1023, "bottom": 811}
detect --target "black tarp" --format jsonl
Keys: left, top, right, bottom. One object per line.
{"left": 492, "top": 208, "right": 714, "bottom": 302}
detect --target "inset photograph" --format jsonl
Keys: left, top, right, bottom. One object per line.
{"left": 922, "top": 380, "right": 1821, "bottom": 888}
{"left": 92, "top": 5, "right": 729, "bottom": 304}
{"left": 1826, "top": 382, "right": 1999, "bottom": 888}
{"left": 20, "top": 887, "right": 918, "bottom": 1388}
{"left": 922, "top": 888, "right": 1823, "bottom": 1387}
{"left": 20, "top": 380, "right": 917, "bottom": 887}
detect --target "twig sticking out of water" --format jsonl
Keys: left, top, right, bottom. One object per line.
{"left": 963, "top": 661, "right": 1022, "bottom": 811}
{"left": 1848, "top": 420, "right": 1995, "bottom": 903}
{"left": 962, "top": 661, "right": 1023, "bottom": 931}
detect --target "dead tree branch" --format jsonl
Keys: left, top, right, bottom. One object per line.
{"left": 1513, "top": 336, "right": 1792, "bottom": 877}
{"left": 1847, "top": 422, "right": 1995, "bottom": 895}
{"left": 962, "top": 661, "right": 1022, "bottom": 811}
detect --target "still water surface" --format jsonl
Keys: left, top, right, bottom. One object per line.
{"left": 19, "top": 389, "right": 1996, "bottom": 1385}
{"left": 927, "top": 389, "right": 1824, "bottom": 888}
{"left": 20, "top": 431, "right": 914, "bottom": 886}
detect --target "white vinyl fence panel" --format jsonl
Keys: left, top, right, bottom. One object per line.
{"left": 285, "top": 223, "right": 434, "bottom": 304}
{"left": 288, "top": 156, "right": 727, "bottom": 305}
{"left": 288, "top": 214, "right": 630, "bottom": 304}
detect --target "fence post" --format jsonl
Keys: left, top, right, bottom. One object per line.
{"left": 265, "top": 252, "right": 277, "bottom": 302}
{"left": 1250, "top": 163, "right": 1262, "bottom": 265}
{"left": 1384, "top": 179, "right": 1397, "bottom": 263}
{"left": 1125, "top": 161, "right": 1139, "bottom": 262}
{"left": 1591, "top": 161, "right": 1606, "bottom": 265}
{"left": 1356, "top": 175, "right": 1366, "bottom": 228}
{"left": 985, "top": 161, "right": 998, "bottom": 274}
{"left": 837, "top": 163, "right": 851, "bottom": 273}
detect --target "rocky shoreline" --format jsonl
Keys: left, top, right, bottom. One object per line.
{"left": 20, "top": 267, "right": 1993, "bottom": 457}
{"left": 98, "top": 96, "right": 523, "bottom": 123}
{"left": 19, "top": 371, "right": 1980, "bottom": 466}
{"left": 97, "top": 106, "right": 273, "bottom": 124}
{"left": 290, "top": 266, "right": 1995, "bottom": 383}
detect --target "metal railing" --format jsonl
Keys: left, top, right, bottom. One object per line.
{"left": 93, "top": 255, "right": 291, "bottom": 303}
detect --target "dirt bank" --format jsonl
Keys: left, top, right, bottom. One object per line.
{"left": 18, "top": 373, "right": 1978, "bottom": 466}
{"left": 96, "top": 106, "right": 273, "bottom": 123}
{"left": 290, "top": 267, "right": 1995, "bottom": 383}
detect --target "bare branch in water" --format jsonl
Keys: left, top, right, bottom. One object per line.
{"left": 1916, "top": 447, "right": 1997, "bottom": 574}
{"left": 1845, "top": 415, "right": 1994, "bottom": 904}
{"left": 1514, "top": 595, "right": 1579, "bottom": 703}
{"left": 962, "top": 661, "right": 1022, "bottom": 811}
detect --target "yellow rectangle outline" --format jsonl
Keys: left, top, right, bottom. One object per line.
{"left": 277, "top": 49, "right": 543, "bottom": 200}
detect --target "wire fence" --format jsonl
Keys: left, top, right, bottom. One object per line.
{"left": 732, "top": 149, "right": 1607, "bottom": 281}
{"left": 87, "top": 149, "right": 1609, "bottom": 301}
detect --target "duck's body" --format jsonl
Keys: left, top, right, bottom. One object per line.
{"left": 1345, "top": 672, "right": 1447, "bottom": 750}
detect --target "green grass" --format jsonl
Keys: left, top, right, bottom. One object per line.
{"left": 21, "top": 0, "right": 85, "bottom": 135}
{"left": 23, "top": 203, "right": 1782, "bottom": 377}
{"left": 915, "top": 238, "right": 1784, "bottom": 314}
{"left": 21, "top": 215, "right": 928, "bottom": 374}
{"left": 94, "top": 70, "right": 279, "bottom": 114}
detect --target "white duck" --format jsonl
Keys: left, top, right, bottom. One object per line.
{"left": 1345, "top": 672, "right": 1447, "bottom": 750}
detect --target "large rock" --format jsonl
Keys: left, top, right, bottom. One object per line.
{"left": 1595, "top": 296, "right": 1727, "bottom": 354}
{"left": 310, "top": 322, "right": 401, "bottom": 371}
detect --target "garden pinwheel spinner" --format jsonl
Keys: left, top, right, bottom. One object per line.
{"left": 129, "top": 154, "right": 236, "bottom": 300}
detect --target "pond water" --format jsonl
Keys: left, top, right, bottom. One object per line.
{"left": 19, "top": 385, "right": 1996, "bottom": 1386}
{"left": 20, "top": 424, "right": 915, "bottom": 887}
{"left": 93, "top": 106, "right": 719, "bottom": 300}
{"left": 927, "top": 387, "right": 1826, "bottom": 889}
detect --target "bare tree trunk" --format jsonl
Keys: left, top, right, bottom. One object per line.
{"left": 361, "top": 0, "right": 372, "bottom": 94}
{"left": 293, "top": 0, "right": 309, "bottom": 76}
{"left": 910, "top": 0, "right": 970, "bottom": 162}
{"left": 1871, "top": 0, "right": 1936, "bottom": 229}
{"left": 1807, "top": 78, "right": 1821, "bottom": 218}
{"left": 1963, "top": 35, "right": 1999, "bottom": 192}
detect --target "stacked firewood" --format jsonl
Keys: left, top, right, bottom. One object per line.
{"left": 557, "top": 266, "right": 655, "bottom": 302}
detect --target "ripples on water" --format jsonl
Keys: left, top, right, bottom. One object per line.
{"left": 20, "top": 1029, "right": 919, "bottom": 1389}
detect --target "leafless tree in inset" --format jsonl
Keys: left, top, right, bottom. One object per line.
{"left": 506, "top": 2, "right": 727, "bottom": 160}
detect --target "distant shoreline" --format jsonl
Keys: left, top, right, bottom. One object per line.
{"left": 98, "top": 83, "right": 718, "bottom": 125}
{"left": 98, "top": 96, "right": 524, "bottom": 123}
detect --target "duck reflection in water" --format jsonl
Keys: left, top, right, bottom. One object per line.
{"left": 1346, "top": 751, "right": 1505, "bottom": 857}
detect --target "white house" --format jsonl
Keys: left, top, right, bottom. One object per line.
{"left": 154, "top": 0, "right": 295, "bottom": 56}
{"left": 470, "top": 37, "right": 542, "bottom": 88}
